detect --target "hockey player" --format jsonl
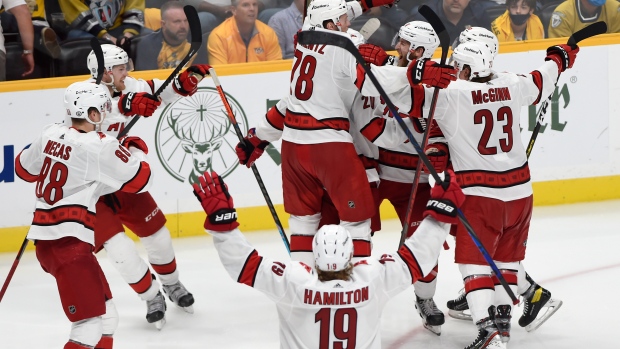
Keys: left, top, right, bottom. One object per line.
{"left": 400, "top": 40, "right": 579, "bottom": 348}
{"left": 192, "top": 169, "right": 465, "bottom": 348}
{"left": 84, "top": 44, "right": 212, "bottom": 329}
{"left": 14, "top": 81, "right": 153, "bottom": 349}
{"left": 235, "top": 0, "right": 457, "bottom": 267}
{"left": 446, "top": 26, "right": 563, "bottom": 333}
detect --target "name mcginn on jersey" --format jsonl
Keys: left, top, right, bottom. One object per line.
{"left": 471, "top": 87, "right": 512, "bottom": 105}
{"left": 303, "top": 286, "right": 369, "bottom": 305}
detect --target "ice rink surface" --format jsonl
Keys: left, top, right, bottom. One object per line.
{"left": 1, "top": 200, "right": 619, "bottom": 348}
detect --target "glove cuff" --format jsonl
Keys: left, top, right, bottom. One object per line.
{"left": 424, "top": 199, "right": 458, "bottom": 224}
{"left": 205, "top": 208, "right": 239, "bottom": 232}
{"left": 407, "top": 59, "right": 426, "bottom": 86}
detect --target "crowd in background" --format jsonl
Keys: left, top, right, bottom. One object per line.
{"left": 1, "top": 0, "right": 619, "bottom": 81}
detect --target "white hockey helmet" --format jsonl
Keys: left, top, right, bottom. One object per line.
{"left": 392, "top": 21, "right": 440, "bottom": 61}
{"left": 86, "top": 44, "right": 134, "bottom": 79}
{"left": 307, "top": 0, "right": 348, "bottom": 31}
{"left": 457, "top": 26, "right": 499, "bottom": 58}
{"left": 451, "top": 41, "right": 494, "bottom": 81}
{"left": 313, "top": 225, "right": 353, "bottom": 272}
{"left": 64, "top": 82, "right": 112, "bottom": 126}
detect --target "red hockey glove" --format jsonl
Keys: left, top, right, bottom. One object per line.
{"left": 407, "top": 59, "right": 457, "bottom": 89}
{"left": 423, "top": 142, "right": 449, "bottom": 173}
{"left": 235, "top": 128, "right": 269, "bottom": 168}
{"left": 423, "top": 170, "right": 465, "bottom": 225}
{"left": 118, "top": 92, "right": 161, "bottom": 117}
{"left": 545, "top": 44, "right": 579, "bottom": 74}
{"left": 360, "top": 0, "right": 395, "bottom": 12}
{"left": 173, "top": 64, "right": 212, "bottom": 96}
{"left": 193, "top": 171, "right": 239, "bottom": 232}
{"left": 119, "top": 135, "right": 149, "bottom": 154}
{"left": 359, "top": 44, "right": 389, "bottom": 66}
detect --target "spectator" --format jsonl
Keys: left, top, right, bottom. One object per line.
{"left": 185, "top": 0, "right": 275, "bottom": 34}
{"left": 2, "top": 0, "right": 61, "bottom": 59}
{"left": 409, "top": 0, "right": 493, "bottom": 44}
{"left": 0, "top": 0, "right": 34, "bottom": 80}
{"left": 56, "top": 0, "right": 149, "bottom": 43}
{"left": 548, "top": 0, "right": 620, "bottom": 38}
{"left": 491, "top": 0, "right": 544, "bottom": 41}
{"left": 144, "top": 0, "right": 221, "bottom": 35}
{"left": 268, "top": 0, "right": 303, "bottom": 59}
{"left": 207, "top": 0, "right": 282, "bottom": 65}
{"left": 135, "top": 1, "right": 208, "bottom": 70}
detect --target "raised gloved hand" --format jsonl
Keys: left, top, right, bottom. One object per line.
{"left": 119, "top": 135, "right": 148, "bottom": 154}
{"left": 173, "top": 64, "right": 212, "bottom": 96}
{"left": 235, "top": 128, "right": 269, "bottom": 168}
{"left": 423, "top": 142, "right": 449, "bottom": 173}
{"left": 407, "top": 59, "right": 457, "bottom": 89}
{"left": 118, "top": 92, "right": 161, "bottom": 117}
{"left": 423, "top": 169, "right": 465, "bottom": 225}
{"left": 192, "top": 171, "right": 239, "bottom": 232}
{"left": 545, "top": 44, "right": 579, "bottom": 74}
{"left": 359, "top": 43, "right": 389, "bottom": 66}
{"left": 360, "top": 0, "right": 395, "bottom": 12}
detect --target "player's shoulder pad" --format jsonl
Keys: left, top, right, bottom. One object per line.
{"left": 283, "top": 261, "right": 317, "bottom": 284}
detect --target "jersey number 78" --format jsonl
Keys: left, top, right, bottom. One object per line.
{"left": 291, "top": 50, "right": 318, "bottom": 101}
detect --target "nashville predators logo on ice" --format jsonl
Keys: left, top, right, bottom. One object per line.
{"left": 155, "top": 87, "right": 248, "bottom": 184}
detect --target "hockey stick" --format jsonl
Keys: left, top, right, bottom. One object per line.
{"left": 118, "top": 5, "right": 202, "bottom": 139}
{"left": 0, "top": 236, "right": 29, "bottom": 303}
{"left": 525, "top": 21, "right": 607, "bottom": 158}
{"left": 358, "top": 18, "right": 381, "bottom": 41}
{"left": 298, "top": 28, "right": 519, "bottom": 305}
{"left": 398, "top": 5, "right": 450, "bottom": 249}
{"left": 208, "top": 68, "right": 291, "bottom": 254}
{"left": 90, "top": 37, "right": 105, "bottom": 85}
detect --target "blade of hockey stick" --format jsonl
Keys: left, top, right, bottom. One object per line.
{"left": 398, "top": 4, "right": 450, "bottom": 250}
{"left": 90, "top": 37, "right": 105, "bottom": 85}
{"left": 358, "top": 18, "right": 381, "bottom": 41}
{"left": 118, "top": 5, "right": 202, "bottom": 139}
{"left": 209, "top": 68, "right": 291, "bottom": 254}
{"left": 526, "top": 21, "right": 607, "bottom": 158}
{"left": 298, "top": 29, "right": 519, "bottom": 305}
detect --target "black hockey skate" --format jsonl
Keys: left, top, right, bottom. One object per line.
{"left": 146, "top": 291, "right": 167, "bottom": 330}
{"left": 447, "top": 289, "right": 472, "bottom": 321}
{"left": 519, "top": 282, "right": 562, "bottom": 332}
{"left": 163, "top": 281, "right": 195, "bottom": 314}
{"left": 464, "top": 306, "right": 506, "bottom": 349}
{"left": 414, "top": 295, "right": 445, "bottom": 335}
{"left": 495, "top": 304, "right": 511, "bottom": 343}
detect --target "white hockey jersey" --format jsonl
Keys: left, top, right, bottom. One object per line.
{"left": 421, "top": 61, "right": 560, "bottom": 201}
{"left": 15, "top": 123, "right": 153, "bottom": 245}
{"left": 209, "top": 217, "right": 450, "bottom": 349}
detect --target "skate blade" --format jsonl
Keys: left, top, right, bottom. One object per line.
{"left": 448, "top": 309, "right": 472, "bottom": 321}
{"left": 525, "top": 298, "right": 563, "bottom": 332}
{"left": 423, "top": 323, "right": 441, "bottom": 336}
{"left": 154, "top": 317, "right": 167, "bottom": 331}
{"left": 180, "top": 305, "right": 194, "bottom": 314}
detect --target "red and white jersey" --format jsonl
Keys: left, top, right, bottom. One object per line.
{"left": 15, "top": 123, "right": 153, "bottom": 245}
{"left": 424, "top": 61, "right": 559, "bottom": 201}
{"left": 284, "top": 28, "right": 410, "bottom": 145}
{"left": 210, "top": 216, "right": 450, "bottom": 349}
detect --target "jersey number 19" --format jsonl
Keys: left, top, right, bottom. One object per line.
{"left": 315, "top": 307, "right": 358, "bottom": 349}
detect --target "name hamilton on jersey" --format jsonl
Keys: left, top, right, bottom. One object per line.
{"left": 303, "top": 286, "right": 369, "bottom": 305}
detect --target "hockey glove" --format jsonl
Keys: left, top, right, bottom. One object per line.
{"left": 423, "top": 170, "right": 465, "bottom": 225}
{"left": 173, "top": 64, "right": 213, "bottom": 96}
{"left": 423, "top": 142, "right": 449, "bottom": 173}
{"left": 360, "top": 0, "right": 395, "bottom": 12}
{"left": 193, "top": 171, "right": 239, "bottom": 232}
{"left": 545, "top": 44, "right": 579, "bottom": 74}
{"left": 118, "top": 92, "right": 161, "bottom": 117}
{"left": 407, "top": 59, "right": 457, "bottom": 89}
{"left": 119, "top": 135, "right": 149, "bottom": 154}
{"left": 359, "top": 44, "right": 389, "bottom": 66}
{"left": 235, "top": 128, "right": 270, "bottom": 168}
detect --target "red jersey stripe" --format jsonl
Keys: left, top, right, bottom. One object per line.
{"left": 129, "top": 270, "right": 154, "bottom": 294}
{"left": 353, "top": 239, "right": 371, "bottom": 258}
{"left": 32, "top": 205, "right": 96, "bottom": 231}
{"left": 290, "top": 234, "right": 314, "bottom": 253}
{"left": 151, "top": 258, "right": 178, "bottom": 275}
{"left": 359, "top": 118, "right": 386, "bottom": 143}
{"left": 397, "top": 244, "right": 422, "bottom": 284}
{"left": 266, "top": 105, "right": 285, "bottom": 131}
{"left": 237, "top": 250, "right": 263, "bottom": 287}
{"left": 464, "top": 275, "right": 495, "bottom": 295}
{"left": 120, "top": 161, "right": 152, "bottom": 193}
{"left": 354, "top": 63, "right": 366, "bottom": 91}
{"left": 14, "top": 151, "right": 39, "bottom": 182}
{"left": 530, "top": 70, "right": 544, "bottom": 105}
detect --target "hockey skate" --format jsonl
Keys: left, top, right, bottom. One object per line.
{"left": 519, "top": 284, "right": 562, "bottom": 332}
{"left": 415, "top": 296, "right": 445, "bottom": 335}
{"left": 464, "top": 306, "right": 506, "bottom": 349}
{"left": 146, "top": 291, "right": 167, "bottom": 330}
{"left": 495, "top": 305, "right": 511, "bottom": 343}
{"left": 163, "top": 281, "right": 195, "bottom": 314}
{"left": 447, "top": 289, "right": 472, "bottom": 321}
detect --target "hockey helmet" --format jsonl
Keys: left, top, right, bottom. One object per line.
{"left": 313, "top": 225, "right": 354, "bottom": 272}
{"left": 456, "top": 26, "right": 499, "bottom": 58}
{"left": 307, "top": 0, "right": 348, "bottom": 31}
{"left": 451, "top": 41, "right": 494, "bottom": 81}
{"left": 392, "top": 21, "right": 440, "bottom": 61}
{"left": 86, "top": 44, "right": 134, "bottom": 79}
{"left": 64, "top": 81, "right": 112, "bottom": 126}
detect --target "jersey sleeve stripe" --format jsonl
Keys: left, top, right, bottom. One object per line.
{"left": 266, "top": 105, "right": 285, "bottom": 131}
{"left": 530, "top": 70, "right": 544, "bottom": 105}
{"left": 32, "top": 205, "right": 96, "bottom": 231}
{"left": 354, "top": 63, "right": 366, "bottom": 91}
{"left": 151, "top": 258, "right": 178, "bottom": 275}
{"left": 408, "top": 85, "right": 425, "bottom": 117}
{"left": 359, "top": 117, "right": 386, "bottom": 143}
{"left": 129, "top": 269, "right": 154, "bottom": 294}
{"left": 397, "top": 244, "right": 422, "bottom": 284}
{"left": 14, "top": 151, "right": 39, "bottom": 182}
{"left": 120, "top": 161, "right": 152, "bottom": 193}
{"left": 146, "top": 80, "right": 156, "bottom": 94}
{"left": 237, "top": 250, "right": 263, "bottom": 287}
{"left": 290, "top": 234, "right": 314, "bottom": 253}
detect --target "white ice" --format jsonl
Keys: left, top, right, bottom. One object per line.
{"left": 1, "top": 200, "right": 619, "bottom": 348}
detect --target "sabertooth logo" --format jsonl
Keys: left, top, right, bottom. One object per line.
{"left": 155, "top": 87, "right": 249, "bottom": 184}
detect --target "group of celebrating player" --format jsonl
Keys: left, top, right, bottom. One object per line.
{"left": 13, "top": 0, "right": 577, "bottom": 348}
